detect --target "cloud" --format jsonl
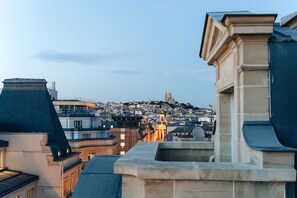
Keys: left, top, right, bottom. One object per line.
{"left": 110, "top": 70, "right": 140, "bottom": 75}
{"left": 32, "top": 50, "right": 124, "bottom": 65}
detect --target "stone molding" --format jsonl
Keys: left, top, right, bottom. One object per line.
{"left": 237, "top": 64, "right": 269, "bottom": 73}
{"left": 200, "top": 14, "right": 276, "bottom": 65}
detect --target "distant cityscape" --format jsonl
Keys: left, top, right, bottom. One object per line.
{"left": 2, "top": 7, "right": 295, "bottom": 198}
{"left": 50, "top": 83, "right": 216, "bottom": 162}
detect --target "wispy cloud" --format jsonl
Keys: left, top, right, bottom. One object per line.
{"left": 32, "top": 50, "right": 130, "bottom": 65}
{"left": 110, "top": 70, "right": 140, "bottom": 75}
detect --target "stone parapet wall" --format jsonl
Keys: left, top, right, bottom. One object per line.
{"left": 115, "top": 142, "right": 295, "bottom": 198}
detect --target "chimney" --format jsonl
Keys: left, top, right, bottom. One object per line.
{"left": 0, "top": 78, "right": 71, "bottom": 160}
{"left": 52, "top": 81, "right": 56, "bottom": 90}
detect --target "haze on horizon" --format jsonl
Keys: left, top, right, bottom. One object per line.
{"left": 0, "top": 1, "right": 296, "bottom": 107}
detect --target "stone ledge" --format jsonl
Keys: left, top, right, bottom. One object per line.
{"left": 237, "top": 64, "right": 269, "bottom": 72}
{"left": 114, "top": 142, "right": 296, "bottom": 182}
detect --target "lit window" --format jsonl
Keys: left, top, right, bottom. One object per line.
{"left": 120, "top": 134, "right": 125, "bottom": 140}
{"left": 66, "top": 148, "right": 70, "bottom": 153}
{"left": 120, "top": 151, "right": 125, "bottom": 155}
{"left": 0, "top": 151, "right": 3, "bottom": 169}
{"left": 58, "top": 151, "right": 61, "bottom": 157}
{"left": 88, "top": 152, "right": 95, "bottom": 160}
{"left": 120, "top": 142, "right": 125, "bottom": 147}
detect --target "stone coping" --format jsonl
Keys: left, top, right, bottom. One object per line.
{"left": 114, "top": 142, "right": 296, "bottom": 182}
{"left": 157, "top": 141, "right": 214, "bottom": 150}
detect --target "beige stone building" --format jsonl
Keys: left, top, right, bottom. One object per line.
{"left": 114, "top": 11, "right": 297, "bottom": 198}
{"left": 140, "top": 114, "right": 167, "bottom": 142}
{"left": 0, "top": 79, "right": 82, "bottom": 198}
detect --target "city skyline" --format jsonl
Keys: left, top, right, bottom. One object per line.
{"left": 0, "top": 1, "right": 296, "bottom": 107}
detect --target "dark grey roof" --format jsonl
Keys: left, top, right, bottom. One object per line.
{"left": 0, "top": 169, "right": 39, "bottom": 197}
{"left": 242, "top": 121, "right": 297, "bottom": 151}
{"left": 0, "top": 78, "right": 71, "bottom": 160}
{"left": 207, "top": 11, "right": 253, "bottom": 22}
{"left": 270, "top": 24, "right": 297, "bottom": 42}
{"left": 72, "top": 156, "right": 122, "bottom": 198}
{"left": 170, "top": 126, "right": 195, "bottom": 133}
{"left": 0, "top": 140, "right": 8, "bottom": 147}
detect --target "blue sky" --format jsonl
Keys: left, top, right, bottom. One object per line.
{"left": 0, "top": 1, "right": 296, "bottom": 107}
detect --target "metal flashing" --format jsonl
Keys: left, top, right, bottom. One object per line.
{"left": 242, "top": 121, "right": 297, "bottom": 152}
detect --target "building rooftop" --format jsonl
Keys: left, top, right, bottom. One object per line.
{"left": 0, "top": 169, "right": 39, "bottom": 197}
{"left": 271, "top": 23, "right": 297, "bottom": 42}
{"left": 0, "top": 78, "right": 71, "bottom": 160}
{"left": 207, "top": 11, "right": 253, "bottom": 22}
{"left": 72, "top": 155, "right": 121, "bottom": 198}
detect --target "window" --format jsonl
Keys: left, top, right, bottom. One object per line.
{"left": 71, "top": 173, "right": 77, "bottom": 192}
{"left": 120, "top": 151, "right": 125, "bottom": 155}
{"left": 120, "top": 142, "right": 125, "bottom": 148}
{"left": 82, "top": 134, "right": 91, "bottom": 139}
{"left": 74, "top": 120, "right": 82, "bottom": 129}
{"left": 120, "top": 134, "right": 125, "bottom": 140}
{"left": 27, "top": 189, "right": 33, "bottom": 198}
{"left": 88, "top": 152, "right": 95, "bottom": 160}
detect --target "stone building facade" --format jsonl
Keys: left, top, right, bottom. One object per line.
{"left": 114, "top": 11, "right": 297, "bottom": 198}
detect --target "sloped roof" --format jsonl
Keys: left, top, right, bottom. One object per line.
{"left": 243, "top": 121, "right": 297, "bottom": 151}
{"left": 0, "top": 78, "right": 71, "bottom": 160}
{"left": 207, "top": 11, "right": 253, "bottom": 22}
{"left": 270, "top": 23, "right": 297, "bottom": 42}
{"left": 72, "top": 156, "right": 122, "bottom": 198}
{"left": 0, "top": 169, "right": 38, "bottom": 197}
{"left": 169, "top": 125, "right": 195, "bottom": 133}
{"left": 280, "top": 11, "right": 297, "bottom": 26}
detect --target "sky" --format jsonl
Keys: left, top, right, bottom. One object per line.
{"left": 0, "top": 1, "right": 296, "bottom": 107}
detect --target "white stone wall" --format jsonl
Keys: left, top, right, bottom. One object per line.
{"left": 59, "top": 117, "right": 101, "bottom": 129}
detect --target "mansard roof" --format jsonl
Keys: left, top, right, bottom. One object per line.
{"left": 0, "top": 78, "right": 71, "bottom": 160}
